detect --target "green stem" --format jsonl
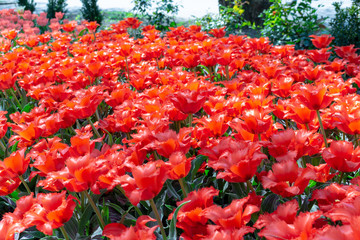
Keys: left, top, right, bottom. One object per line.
{"left": 116, "top": 185, "right": 143, "bottom": 216}
{"left": 125, "top": 57, "right": 130, "bottom": 81}
{"left": 178, "top": 178, "right": 188, "bottom": 198}
{"left": 95, "top": 109, "right": 101, "bottom": 122}
{"left": 356, "top": 134, "right": 359, "bottom": 148}
{"left": 15, "top": 82, "right": 28, "bottom": 105}
{"left": 297, "top": 195, "right": 302, "bottom": 209}
{"left": 126, "top": 132, "right": 131, "bottom": 140}
{"left": 225, "top": 65, "right": 230, "bottom": 80}
{"left": 4, "top": 90, "right": 18, "bottom": 110}
{"left": 84, "top": 190, "right": 105, "bottom": 229}
{"left": 175, "top": 121, "right": 181, "bottom": 133}
{"left": 153, "top": 151, "right": 160, "bottom": 160}
{"left": 302, "top": 157, "right": 307, "bottom": 168}
{"left": 150, "top": 198, "right": 167, "bottom": 240}
{"left": 9, "top": 88, "right": 21, "bottom": 107}
{"left": 87, "top": 117, "right": 101, "bottom": 139}
{"left": 81, "top": 191, "right": 85, "bottom": 210}
{"left": 76, "top": 119, "right": 81, "bottom": 129}
{"left": 305, "top": 123, "right": 310, "bottom": 131}
{"left": 69, "top": 126, "right": 77, "bottom": 135}
{"left": 0, "top": 139, "right": 6, "bottom": 152}
{"left": 156, "top": 58, "right": 160, "bottom": 70}
{"left": 187, "top": 114, "right": 193, "bottom": 127}
{"left": 59, "top": 226, "right": 70, "bottom": 240}
{"left": 338, "top": 172, "right": 344, "bottom": 184}
{"left": 317, "top": 110, "right": 328, "bottom": 148}
{"left": 246, "top": 180, "right": 256, "bottom": 193}
{"left": 192, "top": 68, "right": 197, "bottom": 78}
{"left": 19, "top": 175, "right": 31, "bottom": 195}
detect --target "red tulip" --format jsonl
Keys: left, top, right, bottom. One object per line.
{"left": 260, "top": 160, "right": 316, "bottom": 198}
{"left": 0, "top": 167, "right": 21, "bottom": 196}
{"left": 268, "top": 129, "right": 323, "bottom": 162}
{"left": 257, "top": 208, "right": 322, "bottom": 240}
{"left": 120, "top": 160, "right": 169, "bottom": 205}
{"left": 171, "top": 187, "right": 219, "bottom": 240}
{"left": 311, "top": 183, "right": 358, "bottom": 212}
{"left": 3, "top": 148, "right": 28, "bottom": 176}
{"left": 322, "top": 141, "right": 360, "bottom": 172}
{"left": 205, "top": 195, "right": 260, "bottom": 229}
{"left": 167, "top": 151, "right": 193, "bottom": 180}
{"left": 255, "top": 199, "right": 298, "bottom": 230}
{"left": 170, "top": 89, "right": 207, "bottom": 114}
{"left": 103, "top": 215, "right": 157, "bottom": 240}
{"left": 295, "top": 83, "right": 334, "bottom": 110}
{"left": 310, "top": 34, "right": 334, "bottom": 48}
{"left": 23, "top": 191, "right": 77, "bottom": 235}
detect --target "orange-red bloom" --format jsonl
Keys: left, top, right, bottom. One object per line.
{"left": 120, "top": 160, "right": 169, "bottom": 205}
{"left": 202, "top": 138, "right": 267, "bottom": 182}
{"left": 322, "top": 140, "right": 360, "bottom": 172}
{"left": 260, "top": 160, "right": 316, "bottom": 198}
{"left": 268, "top": 129, "right": 323, "bottom": 162}
{"left": 167, "top": 151, "right": 193, "bottom": 180}
{"left": 205, "top": 195, "right": 260, "bottom": 230}
{"left": 174, "top": 187, "right": 219, "bottom": 240}
{"left": 103, "top": 215, "right": 157, "bottom": 240}
{"left": 295, "top": 83, "right": 334, "bottom": 110}
{"left": 0, "top": 111, "right": 8, "bottom": 139}
{"left": 3, "top": 148, "right": 28, "bottom": 176}
{"left": 310, "top": 34, "right": 335, "bottom": 48}
{"left": 23, "top": 191, "right": 77, "bottom": 235}
{"left": 170, "top": 89, "right": 207, "bottom": 114}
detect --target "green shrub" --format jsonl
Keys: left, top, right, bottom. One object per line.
{"left": 260, "top": 0, "right": 327, "bottom": 49}
{"left": 195, "top": 1, "right": 252, "bottom": 35}
{"left": 46, "top": 0, "right": 67, "bottom": 19}
{"left": 132, "top": 0, "right": 179, "bottom": 31}
{"left": 329, "top": 0, "right": 360, "bottom": 48}
{"left": 17, "top": 0, "right": 36, "bottom": 13}
{"left": 80, "top": 0, "right": 103, "bottom": 25}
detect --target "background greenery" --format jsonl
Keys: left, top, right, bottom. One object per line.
{"left": 14, "top": 0, "right": 360, "bottom": 50}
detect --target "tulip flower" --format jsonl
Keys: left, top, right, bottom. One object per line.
{"left": 322, "top": 141, "right": 360, "bottom": 173}
{"left": 103, "top": 215, "right": 158, "bottom": 240}
{"left": 170, "top": 89, "right": 207, "bottom": 114}
{"left": 260, "top": 160, "right": 316, "bottom": 198}
{"left": 310, "top": 34, "right": 335, "bottom": 49}
{"left": 173, "top": 187, "right": 219, "bottom": 240}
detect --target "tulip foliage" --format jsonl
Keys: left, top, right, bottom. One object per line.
{"left": 2, "top": 8, "right": 360, "bottom": 240}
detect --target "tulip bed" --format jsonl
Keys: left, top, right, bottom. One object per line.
{"left": 1, "top": 9, "right": 360, "bottom": 240}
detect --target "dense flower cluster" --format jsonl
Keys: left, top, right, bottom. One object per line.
{"left": 1, "top": 9, "right": 360, "bottom": 240}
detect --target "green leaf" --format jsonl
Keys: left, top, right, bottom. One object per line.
{"left": 18, "top": 230, "right": 45, "bottom": 240}
{"left": 308, "top": 180, "right": 317, "bottom": 189}
{"left": 21, "top": 102, "right": 34, "bottom": 113}
{"left": 10, "top": 141, "right": 19, "bottom": 153}
{"left": 261, "top": 193, "right": 280, "bottom": 213}
{"left": 168, "top": 201, "right": 190, "bottom": 240}
{"left": 191, "top": 174, "right": 206, "bottom": 190}
{"left": 187, "top": 154, "right": 207, "bottom": 182}
{"left": 78, "top": 28, "right": 88, "bottom": 37}
{"left": 166, "top": 180, "right": 181, "bottom": 200}
{"left": 64, "top": 215, "right": 79, "bottom": 239}
{"left": 78, "top": 204, "right": 94, "bottom": 235}
{"left": 9, "top": 190, "right": 19, "bottom": 201}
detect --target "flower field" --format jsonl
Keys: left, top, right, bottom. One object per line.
{"left": 1, "top": 9, "right": 360, "bottom": 240}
